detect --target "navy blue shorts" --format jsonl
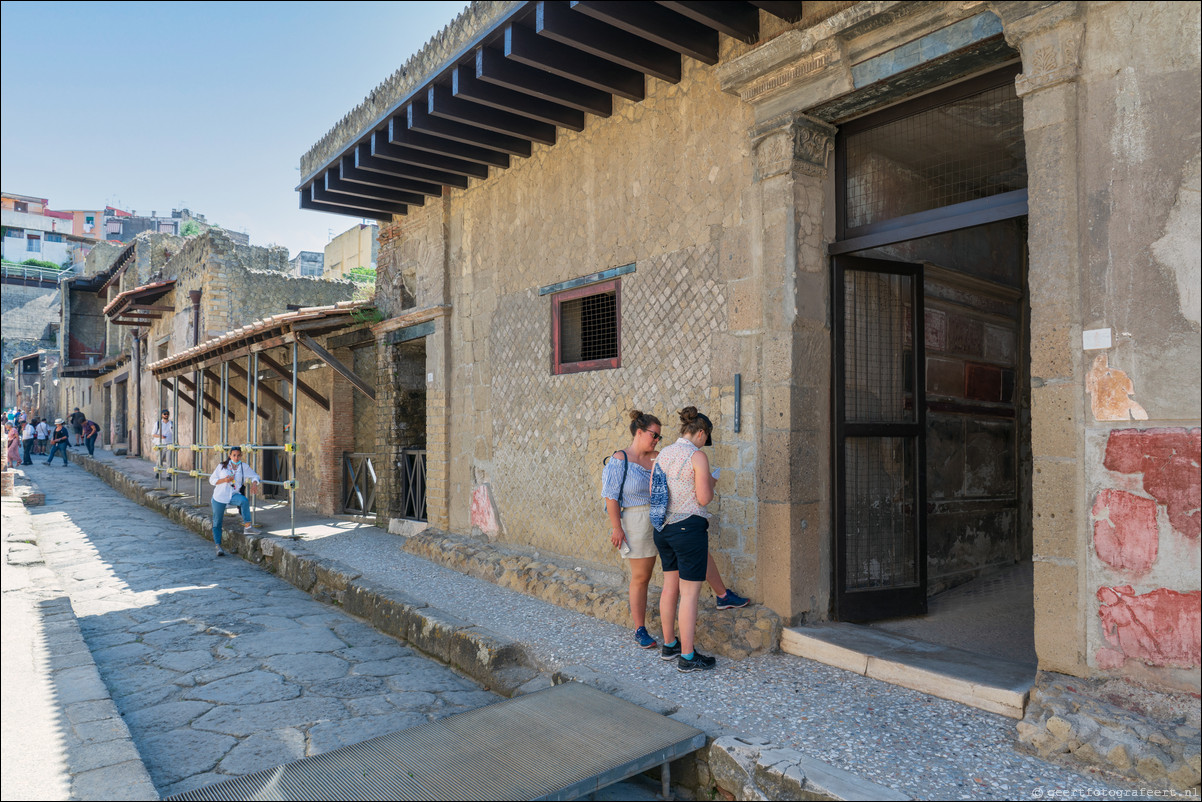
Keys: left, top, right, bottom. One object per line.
{"left": 654, "top": 515, "right": 709, "bottom": 581}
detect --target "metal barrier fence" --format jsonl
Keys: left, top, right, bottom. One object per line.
{"left": 153, "top": 345, "right": 301, "bottom": 537}
{"left": 0, "top": 261, "right": 77, "bottom": 283}
{"left": 342, "top": 452, "right": 377, "bottom": 515}
{"left": 398, "top": 448, "right": 427, "bottom": 522}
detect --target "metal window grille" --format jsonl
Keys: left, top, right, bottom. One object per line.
{"left": 843, "top": 271, "right": 913, "bottom": 423}
{"left": 844, "top": 83, "right": 1026, "bottom": 231}
{"left": 553, "top": 279, "right": 621, "bottom": 374}
{"left": 843, "top": 436, "right": 918, "bottom": 590}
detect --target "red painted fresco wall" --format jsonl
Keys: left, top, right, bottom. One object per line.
{"left": 1091, "top": 428, "right": 1201, "bottom": 671}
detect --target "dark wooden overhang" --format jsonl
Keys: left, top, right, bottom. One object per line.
{"left": 96, "top": 242, "right": 138, "bottom": 295}
{"left": 297, "top": 0, "right": 803, "bottom": 220}
{"left": 149, "top": 301, "right": 375, "bottom": 382}
{"left": 61, "top": 351, "right": 128, "bottom": 379}
{"left": 103, "top": 280, "right": 177, "bottom": 326}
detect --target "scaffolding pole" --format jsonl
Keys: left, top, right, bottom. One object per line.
{"left": 250, "top": 352, "right": 259, "bottom": 527}
{"left": 172, "top": 378, "right": 180, "bottom": 495}
{"left": 194, "top": 368, "right": 204, "bottom": 502}
{"left": 290, "top": 341, "right": 297, "bottom": 538}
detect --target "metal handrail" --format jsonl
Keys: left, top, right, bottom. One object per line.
{"left": 0, "top": 261, "right": 77, "bottom": 282}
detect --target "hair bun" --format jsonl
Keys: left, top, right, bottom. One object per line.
{"left": 679, "top": 406, "right": 698, "bottom": 423}
{"left": 629, "top": 409, "right": 644, "bottom": 422}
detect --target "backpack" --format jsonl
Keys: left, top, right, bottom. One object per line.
{"left": 649, "top": 462, "right": 670, "bottom": 531}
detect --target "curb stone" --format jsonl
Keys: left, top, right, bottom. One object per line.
{"left": 70, "top": 452, "right": 907, "bottom": 801}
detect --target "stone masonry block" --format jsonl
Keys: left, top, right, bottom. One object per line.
{"left": 1032, "top": 460, "right": 1080, "bottom": 559}
{"left": 1033, "top": 560, "right": 1085, "bottom": 676}
{"left": 1031, "top": 383, "right": 1081, "bottom": 459}
{"left": 406, "top": 606, "right": 476, "bottom": 664}
{"left": 275, "top": 546, "right": 317, "bottom": 593}
{"left": 369, "top": 588, "right": 428, "bottom": 642}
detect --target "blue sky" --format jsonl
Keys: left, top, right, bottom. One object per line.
{"left": 0, "top": 1, "right": 468, "bottom": 256}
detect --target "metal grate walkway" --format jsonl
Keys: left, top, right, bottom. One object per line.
{"left": 167, "top": 681, "right": 706, "bottom": 801}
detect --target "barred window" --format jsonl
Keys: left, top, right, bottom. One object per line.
{"left": 552, "top": 279, "right": 620, "bottom": 374}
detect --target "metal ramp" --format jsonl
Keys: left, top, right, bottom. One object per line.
{"left": 167, "top": 682, "right": 706, "bottom": 801}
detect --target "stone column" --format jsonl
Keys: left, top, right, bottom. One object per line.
{"left": 750, "top": 111, "right": 836, "bottom": 621}
{"left": 994, "top": 0, "right": 1089, "bottom": 676}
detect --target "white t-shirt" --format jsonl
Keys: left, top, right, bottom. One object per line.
{"left": 153, "top": 420, "right": 174, "bottom": 444}
{"left": 22, "top": 423, "right": 34, "bottom": 440}
{"left": 35, "top": 422, "right": 48, "bottom": 439}
{"left": 209, "top": 461, "right": 261, "bottom": 504}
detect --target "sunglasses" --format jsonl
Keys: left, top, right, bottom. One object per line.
{"left": 642, "top": 429, "right": 662, "bottom": 442}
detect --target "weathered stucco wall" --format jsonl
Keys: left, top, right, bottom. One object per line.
{"left": 1072, "top": 2, "right": 1201, "bottom": 691}
{"left": 378, "top": 56, "right": 764, "bottom": 589}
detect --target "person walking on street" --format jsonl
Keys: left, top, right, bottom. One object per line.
{"left": 152, "top": 409, "right": 174, "bottom": 466}
{"left": 82, "top": 419, "right": 100, "bottom": 457}
{"left": 35, "top": 417, "right": 49, "bottom": 456}
{"left": 208, "top": 447, "right": 261, "bottom": 557}
{"left": 46, "top": 419, "right": 70, "bottom": 466}
{"left": 653, "top": 407, "right": 719, "bottom": 673}
{"left": 69, "top": 408, "right": 87, "bottom": 446}
{"left": 21, "top": 418, "right": 35, "bottom": 465}
{"left": 4, "top": 422, "right": 20, "bottom": 468}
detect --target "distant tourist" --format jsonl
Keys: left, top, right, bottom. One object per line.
{"left": 602, "top": 410, "right": 747, "bottom": 652}
{"left": 652, "top": 407, "right": 720, "bottom": 673}
{"left": 69, "top": 407, "right": 87, "bottom": 446}
{"left": 4, "top": 422, "right": 19, "bottom": 468}
{"left": 21, "top": 418, "right": 35, "bottom": 464}
{"left": 34, "top": 417, "right": 49, "bottom": 455}
{"left": 46, "top": 419, "right": 70, "bottom": 466}
{"left": 152, "top": 409, "right": 174, "bottom": 466}
{"left": 208, "top": 447, "right": 261, "bottom": 557}
{"left": 82, "top": 419, "right": 100, "bottom": 457}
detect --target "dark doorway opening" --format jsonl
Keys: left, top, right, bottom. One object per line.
{"left": 830, "top": 66, "right": 1033, "bottom": 663}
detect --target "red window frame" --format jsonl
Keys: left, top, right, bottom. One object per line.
{"left": 551, "top": 278, "right": 621, "bottom": 375}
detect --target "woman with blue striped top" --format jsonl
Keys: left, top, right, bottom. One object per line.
{"left": 602, "top": 410, "right": 748, "bottom": 651}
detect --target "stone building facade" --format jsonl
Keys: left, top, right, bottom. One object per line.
{"left": 300, "top": 0, "right": 1199, "bottom": 784}
{"left": 59, "top": 229, "right": 356, "bottom": 476}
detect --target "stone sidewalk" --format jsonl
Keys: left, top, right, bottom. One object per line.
{"left": 59, "top": 448, "right": 1163, "bottom": 801}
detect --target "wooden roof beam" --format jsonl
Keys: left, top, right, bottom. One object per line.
{"left": 229, "top": 361, "right": 290, "bottom": 412}
{"left": 452, "top": 62, "right": 585, "bottom": 131}
{"left": 300, "top": 192, "right": 393, "bottom": 221}
{"left": 475, "top": 46, "right": 612, "bottom": 118}
{"left": 428, "top": 84, "right": 558, "bottom": 145}
{"left": 297, "top": 333, "right": 376, "bottom": 401}
{"left": 371, "top": 126, "right": 490, "bottom": 178}
{"left": 353, "top": 144, "right": 446, "bottom": 196}
{"left": 504, "top": 23, "right": 644, "bottom": 101}
{"left": 389, "top": 115, "right": 510, "bottom": 169}
{"left": 535, "top": 1, "right": 682, "bottom": 83}
{"left": 747, "top": 1, "right": 805, "bottom": 23}
{"left": 368, "top": 131, "right": 472, "bottom": 188}
{"left": 407, "top": 100, "right": 533, "bottom": 158}
{"left": 309, "top": 183, "right": 409, "bottom": 217}
{"left": 325, "top": 165, "right": 427, "bottom": 206}
{"left": 657, "top": 1, "right": 759, "bottom": 42}
{"left": 256, "top": 351, "right": 331, "bottom": 412}
{"left": 570, "top": 1, "right": 719, "bottom": 65}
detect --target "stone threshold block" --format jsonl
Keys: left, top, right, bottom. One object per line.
{"left": 781, "top": 623, "right": 1034, "bottom": 719}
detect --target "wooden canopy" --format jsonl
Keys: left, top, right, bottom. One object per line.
{"left": 297, "top": 1, "right": 804, "bottom": 220}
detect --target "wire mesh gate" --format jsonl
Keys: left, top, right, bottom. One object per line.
{"left": 833, "top": 256, "right": 927, "bottom": 621}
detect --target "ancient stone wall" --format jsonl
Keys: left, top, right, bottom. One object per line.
{"left": 377, "top": 56, "right": 763, "bottom": 587}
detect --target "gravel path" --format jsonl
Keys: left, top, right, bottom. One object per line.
{"left": 305, "top": 528, "right": 1151, "bottom": 801}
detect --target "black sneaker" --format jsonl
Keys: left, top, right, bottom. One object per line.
{"left": 215, "top": 546, "right": 225, "bottom": 557}
{"left": 677, "top": 650, "right": 716, "bottom": 673}
{"left": 660, "top": 640, "right": 681, "bottom": 661}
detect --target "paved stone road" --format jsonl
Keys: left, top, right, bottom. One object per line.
{"left": 25, "top": 463, "right": 499, "bottom": 798}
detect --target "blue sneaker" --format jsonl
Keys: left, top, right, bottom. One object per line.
{"left": 716, "top": 590, "right": 749, "bottom": 610}
{"left": 633, "top": 626, "right": 657, "bottom": 649}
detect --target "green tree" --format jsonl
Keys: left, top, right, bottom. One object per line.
{"left": 180, "top": 220, "right": 202, "bottom": 237}
{"left": 347, "top": 266, "right": 377, "bottom": 284}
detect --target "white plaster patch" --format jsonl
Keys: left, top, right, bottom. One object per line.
{"left": 1083, "top": 328, "right": 1113, "bottom": 350}
{"left": 1110, "top": 67, "right": 1148, "bottom": 164}
{"left": 1150, "top": 153, "right": 1201, "bottom": 327}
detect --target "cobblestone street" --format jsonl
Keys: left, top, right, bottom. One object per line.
{"left": 21, "top": 464, "right": 498, "bottom": 798}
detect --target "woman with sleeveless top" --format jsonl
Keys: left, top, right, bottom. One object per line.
{"left": 603, "top": 410, "right": 750, "bottom": 651}
{"left": 652, "top": 407, "right": 719, "bottom": 672}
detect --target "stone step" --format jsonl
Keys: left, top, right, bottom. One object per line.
{"left": 781, "top": 622, "right": 1034, "bottom": 718}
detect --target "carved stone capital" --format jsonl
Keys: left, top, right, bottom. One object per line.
{"left": 752, "top": 113, "right": 837, "bottom": 181}
{"left": 990, "top": 1, "right": 1085, "bottom": 96}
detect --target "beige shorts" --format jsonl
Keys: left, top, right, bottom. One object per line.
{"left": 620, "top": 505, "right": 658, "bottom": 560}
